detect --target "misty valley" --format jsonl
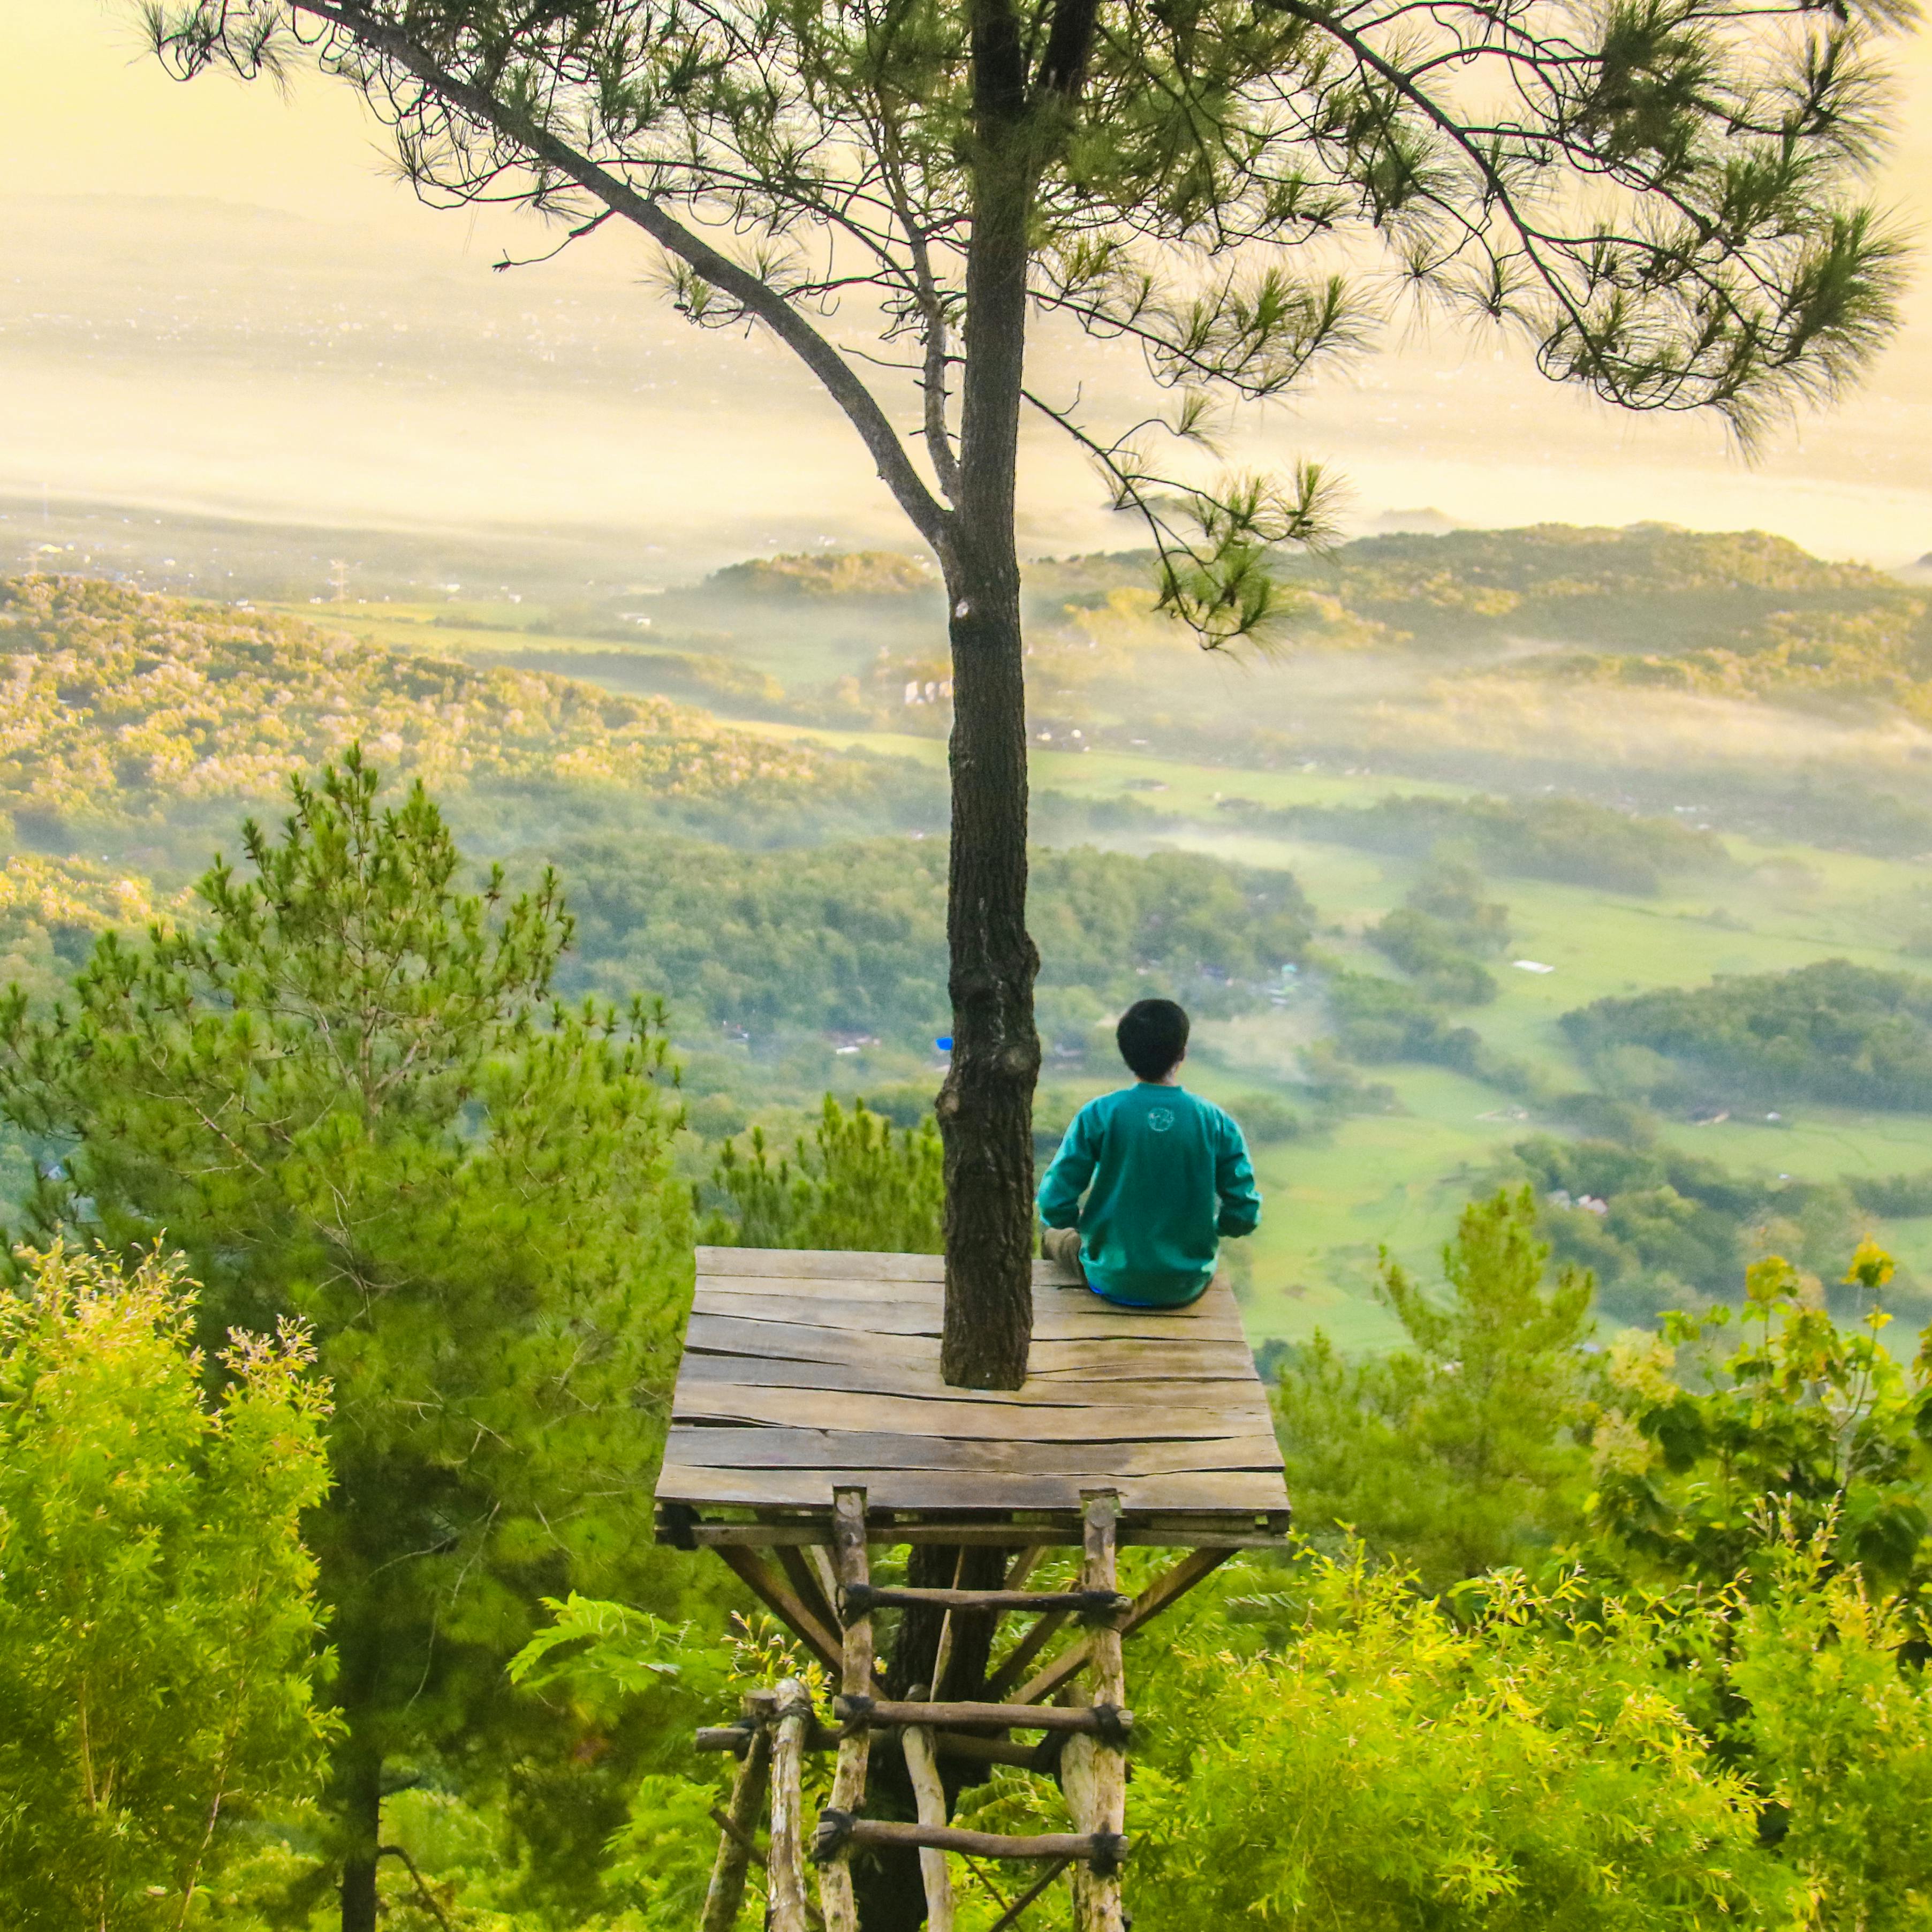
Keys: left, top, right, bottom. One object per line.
{"left": 6, "top": 514, "right": 1932, "bottom": 1352}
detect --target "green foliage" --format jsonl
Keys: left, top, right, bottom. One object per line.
{"left": 1367, "top": 862, "right": 1510, "bottom": 1005}
{"left": 1589, "top": 1245, "right": 1932, "bottom": 1610}
{"left": 1276, "top": 1189, "right": 1595, "bottom": 1585}
{"left": 0, "top": 574, "right": 850, "bottom": 827}
{"left": 1565, "top": 959, "right": 1932, "bottom": 1111}
{"left": 556, "top": 834, "right": 1310, "bottom": 1046}
{"left": 1228, "top": 1090, "right": 1303, "bottom": 1143}
{"left": 975, "top": 1552, "right": 1793, "bottom": 1932}
{"left": 0, "top": 1244, "right": 332, "bottom": 1929}
{"left": 1514, "top": 1134, "right": 1868, "bottom": 1328}
{"left": 0, "top": 752, "right": 693, "bottom": 1901}
{"left": 1261, "top": 791, "right": 1729, "bottom": 895}
{"left": 701, "top": 1096, "right": 945, "bottom": 1253}
{"left": 707, "top": 552, "right": 940, "bottom": 600}
{"left": 1324, "top": 969, "right": 1485, "bottom": 1072}
{"left": 1724, "top": 1547, "right": 1932, "bottom": 1932}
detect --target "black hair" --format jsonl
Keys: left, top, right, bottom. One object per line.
{"left": 1116, "top": 998, "right": 1189, "bottom": 1081}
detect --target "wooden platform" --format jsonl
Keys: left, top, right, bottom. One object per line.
{"left": 657, "top": 1247, "right": 1290, "bottom": 1534}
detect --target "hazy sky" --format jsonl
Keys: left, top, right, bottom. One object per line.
{"left": 4, "top": 1, "right": 1930, "bottom": 569}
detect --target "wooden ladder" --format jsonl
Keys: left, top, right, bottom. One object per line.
{"left": 696, "top": 1487, "right": 1215, "bottom": 1932}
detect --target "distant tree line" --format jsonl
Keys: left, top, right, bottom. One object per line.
{"left": 1565, "top": 959, "right": 1932, "bottom": 1111}
{"left": 550, "top": 834, "right": 1310, "bottom": 1047}
{"left": 1233, "top": 791, "right": 1730, "bottom": 895}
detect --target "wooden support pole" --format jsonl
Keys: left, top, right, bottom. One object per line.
{"left": 902, "top": 1688, "right": 956, "bottom": 1932}
{"left": 778, "top": 1542, "right": 842, "bottom": 1640}
{"left": 1013, "top": 1544, "right": 1233, "bottom": 1706}
{"left": 831, "top": 1696, "right": 1131, "bottom": 1739}
{"left": 713, "top": 1544, "right": 844, "bottom": 1676}
{"left": 840, "top": 1585, "right": 1130, "bottom": 1617}
{"left": 768, "top": 1678, "right": 815, "bottom": 1932}
{"left": 818, "top": 1489, "right": 872, "bottom": 1932}
{"left": 816, "top": 1818, "right": 1127, "bottom": 1865}
{"left": 1061, "top": 1491, "right": 1128, "bottom": 1932}
{"left": 1003, "top": 1544, "right": 1048, "bottom": 1591}
{"left": 984, "top": 1856, "right": 1074, "bottom": 1931}
{"left": 699, "top": 1693, "right": 775, "bottom": 1932}
{"left": 983, "top": 1608, "right": 1071, "bottom": 1700}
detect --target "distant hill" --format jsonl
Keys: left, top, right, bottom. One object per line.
{"left": 706, "top": 550, "right": 940, "bottom": 598}
{"left": 0, "top": 575, "right": 868, "bottom": 826}
{"left": 1021, "top": 522, "right": 1932, "bottom": 717}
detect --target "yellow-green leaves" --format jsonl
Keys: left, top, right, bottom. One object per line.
{"left": 0, "top": 1244, "right": 333, "bottom": 1930}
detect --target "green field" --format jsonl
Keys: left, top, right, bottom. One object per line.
{"left": 703, "top": 720, "right": 1932, "bottom": 1350}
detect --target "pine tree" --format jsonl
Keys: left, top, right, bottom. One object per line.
{"left": 0, "top": 750, "right": 692, "bottom": 1932}
{"left": 147, "top": 0, "right": 1911, "bottom": 1387}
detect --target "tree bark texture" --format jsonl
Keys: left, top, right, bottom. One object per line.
{"left": 938, "top": 0, "right": 1041, "bottom": 1391}
{"left": 334, "top": 1717, "right": 382, "bottom": 1932}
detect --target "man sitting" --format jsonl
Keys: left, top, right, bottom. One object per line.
{"left": 1037, "top": 997, "right": 1261, "bottom": 1309}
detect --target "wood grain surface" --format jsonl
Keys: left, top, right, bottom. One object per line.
{"left": 658, "top": 1251, "right": 1288, "bottom": 1520}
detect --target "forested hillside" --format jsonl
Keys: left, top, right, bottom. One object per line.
{"left": 9, "top": 559, "right": 1932, "bottom": 1932}
{"left": 0, "top": 575, "right": 854, "bottom": 820}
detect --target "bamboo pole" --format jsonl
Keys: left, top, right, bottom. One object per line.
{"left": 1060, "top": 1492, "right": 1128, "bottom": 1932}
{"left": 819, "top": 1489, "right": 872, "bottom": 1932}
{"left": 830, "top": 1697, "right": 1130, "bottom": 1737}
{"left": 819, "top": 1820, "right": 1124, "bottom": 1863}
{"left": 902, "top": 1687, "right": 956, "bottom": 1932}
{"left": 768, "top": 1678, "right": 815, "bottom": 1932}
{"left": 700, "top": 1691, "right": 776, "bottom": 1932}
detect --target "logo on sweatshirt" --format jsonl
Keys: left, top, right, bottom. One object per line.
{"left": 1147, "top": 1107, "right": 1175, "bottom": 1133}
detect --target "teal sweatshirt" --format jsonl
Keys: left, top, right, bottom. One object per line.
{"left": 1036, "top": 1082, "right": 1261, "bottom": 1307}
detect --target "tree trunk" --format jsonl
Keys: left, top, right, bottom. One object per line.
{"left": 937, "top": 545, "right": 1037, "bottom": 1390}
{"left": 854, "top": 1543, "right": 1012, "bottom": 1929}
{"left": 335, "top": 1716, "right": 382, "bottom": 1932}
{"left": 938, "top": 0, "right": 1039, "bottom": 1391}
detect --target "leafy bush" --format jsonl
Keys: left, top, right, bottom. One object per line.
{"left": 0, "top": 754, "right": 694, "bottom": 1922}
{"left": 1589, "top": 1243, "right": 1932, "bottom": 1603}
{"left": 973, "top": 1553, "right": 1793, "bottom": 1932}
{"left": 0, "top": 1245, "right": 332, "bottom": 1929}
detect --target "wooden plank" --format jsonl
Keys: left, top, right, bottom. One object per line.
{"left": 697, "top": 1246, "right": 945, "bottom": 1281}
{"left": 687, "top": 1290, "right": 1244, "bottom": 1352}
{"left": 670, "top": 1383, "right": 1276, "bottom": 1440}
{"left": 699, "top": 1275, "right": 1252, "bottom": 1337}
{"left": 692, "top": 1290, "right": 944, "bottom": 1334}
{"left": 658, "top": 1465, "right": 1291, "bottom": 1512}
{"left": 661, "top": 1427, "right": 1283, "bottom": 1477}
{"left": 697, "top": 1277, "right": 942, "bottom": 1310}
{"left": 687, "top": 1313, "right": 940, "bottom": 1363}
{"left": 680, "top": 1518, "right": 1291, "bottom": 1549}
{"left": 675, "top": 1354, "right": 1266, "bottom": 1411}
{"left": 685, "top": 1314, "right": 1257, "bottom": 1378}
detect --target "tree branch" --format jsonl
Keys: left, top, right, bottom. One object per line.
{"left": 290, "top": 0, "right": 957, "bottom": 565}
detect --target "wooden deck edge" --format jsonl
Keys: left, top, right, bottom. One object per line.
{"left": 657, "top": 1503, "right": 1292, "bottom": 1550}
